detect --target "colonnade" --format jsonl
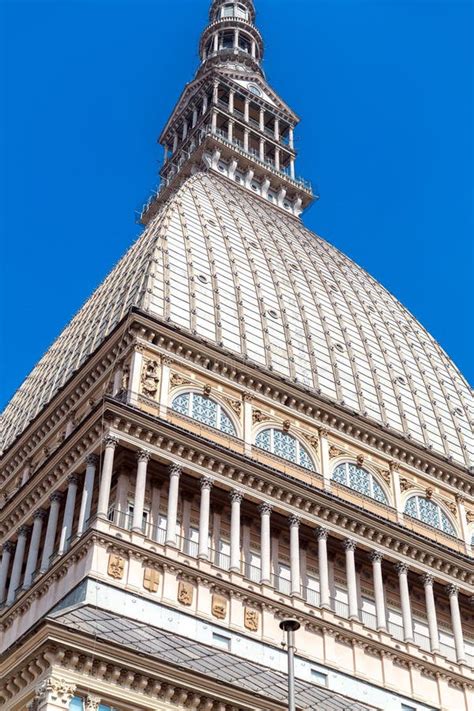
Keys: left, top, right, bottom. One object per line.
{"left": 0, "top": 439, "right": 469, "bottom": 667}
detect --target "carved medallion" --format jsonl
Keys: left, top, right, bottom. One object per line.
{"left": 329, "top": 444, "right": 345, "bottom": 458}
{"left": 212, "top": 594, "right": 227, "bottom": 620}
{"left": 170, "top": 372, "right": 191, "bottom": 388}
{"left": 107, "top": 554, "right": 125, "bottom": 580}
{"left": 252, "top": 409, "right": 270, "bottom": 424}
{"left": 244, "top": 607, "right": 259, "bottom": 631}
{"left": 178, "top": 581, "right": 193, "bottom": 606}
{"left": 143, "top": 567, "right": 160, "bottom": 593}
{"left": 141, "top": 359, "right": 160, "bottom": 398}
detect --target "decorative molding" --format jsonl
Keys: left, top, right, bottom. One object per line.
{"left": 252, "top": 408, "right": 271, "bottom": 424}
{"left": 178, "top": 580, "right": 193, "bottom": 606}
{"left": 107, "top": 554, "right": 125, "bottom": 580}
{"left": 140, "top": 359, "right": 160, "bottom": 399}
{"left": 244, "top": 607, "right": 259, "bottom": 631}
{"left": 212, "top": 593, "right": 227, "bottom": 619}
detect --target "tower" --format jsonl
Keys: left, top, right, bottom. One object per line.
{"left": 1, "top": 2, "right": 473, "bottom": 711}
{"left": 143, "top": 0, "right": 314, "bottom": 224}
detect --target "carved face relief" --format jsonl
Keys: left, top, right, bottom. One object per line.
{"left": 212, "top": 594, "right": 227, "bottom": 620}
{"left": 244, "top": 607, "right": 259, "bottom": 632}
{"left": 178, "top": 581, "right": 194, "bottom": 606}
{"left": 143, "top": 567, "right": 160, "bottom": 593}
{"left": 107, "top": 554, "right": 125, "bottom": 580}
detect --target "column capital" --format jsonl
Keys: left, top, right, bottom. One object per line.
{"left": 200, "top": 476, "right": 214, "bottom": 490}
{"left": 85, "top": 694, "right": 102, "bottom": 711}
{"left": 343, "top": 538, "right": 357, "bottom": 552}
{"left": 34, "top": 675, "right": 77, "bottom": 706}
{"left": 319, "top": 427, "right": 329, "bottom": 438}
{"left": 169, "top": 462, "right": 182, "bottom": 478}
{"left": 33, "top": 508, "right": 48, "bottom": 521}
{"left": 316, "top": 526, "right": 329, "bottom": 540}
{"left": 369, "top": 550, "right": 383, "bottom": 563}
{"left": 18, "top": 525, "right": 32, "bottom": 538}
{"left": 288, "top": 514, "right": 300, "bottom": 528}
{"left": 422, "top": 573, "right": 434, "bottom": 587}
{"left": 50, "top": 492, "right": 63, "bottom": 504}
{"left": 2, "top": 540, "right": 15, "bottom": 554}
{"left": 446, "top": 584, "right": 459, "bottom": 598}
{"left": 67, "top": 473, "right": 80, "bottom": 486}
{"left": 395, "top": 561, "right": 409, "bottom": 575}
{"left": 258, "top": 502, "right": 273, "bottom": 515}
{"left": 137, "top": 448, "right": 151, "bottom": 463}
{"left": 86, "top": 453, "right": 99, "bottom": 467}
{"left": 229, "top": 489, "right": 243, "bottom": 504}
{"left": 103, "top": 434, "right": 119, "bottom": 449}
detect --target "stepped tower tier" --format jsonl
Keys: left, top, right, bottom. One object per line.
{"left": 141, "top": 0, "right": 315, "bottom": 224}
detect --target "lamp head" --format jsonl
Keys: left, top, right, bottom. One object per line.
{"left": 279, "top": 618, "right": 301, "bottom": 633}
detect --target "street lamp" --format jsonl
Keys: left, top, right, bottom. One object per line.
{"left": 279, "top": 618, "right": 301, "bottom": 711}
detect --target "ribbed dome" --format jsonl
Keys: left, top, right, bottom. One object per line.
{"left": 2, "top": 172, "right": 473, "bottom": 467}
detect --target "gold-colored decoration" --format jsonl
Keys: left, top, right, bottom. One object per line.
{"left": 329, "top": 445, "right": 344, "bottom": 459}
{"left": 303, "top": 433, "right": 319, "bottom": 450}
{"left": 425, "top": 487, "right": 434, "bottom": 499}
{"left": 466, "top": 510, "right": 474, "bottom": 524}
{"left": 252, "top": 409, "right": 270, "bottom": 424}
{"left": 446, "top": 501, "right": 458, "bottom": 517}
{"left": 223, "top": 397, "right": 242, "bottom": 417}
{"left": 282, "top": 419, "right": 291, "bottom": 432}
{"left": 356, "top": 455, "right": 364, "bottom": 466}
{"left": 143, "top": 567, "right": 160, "bottom": 593}
{"left": 399, "top": 477, "right": 414, "bottom": 492}
{"left": 170, "top": 372, "right": 191, "bottom": 388}
{"left": 212, "top": 594, "right": 227, "bottom": 620}
{"left": 108, "top": 554, "right": 125, "bottom": 580}
{"left": 244, "top": 607, "right": 259, "bottom": 631}
{"left": 141, "top": 359, "right": 160, "bottom": 399}
{"left": 178, "top": 581, "right": 193, "bottom": 606}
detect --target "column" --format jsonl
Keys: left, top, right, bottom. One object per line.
{"left": 344, "top": 539, "right": 359, "bottom": 620}
{"left": 192, "top": 107, "right": 198, "bottom": 127}
{"left": 259, "top": 503, "right": 272, "bottom": 584}
{"left": 319, "top": 429, "right": 330, "bottom": 489}
{"left": 422, "top": 574, "right": 440, "bottom": 652}
{"left": 202, "top": 93, "right": 208, "bottom": 115}
{"left": 370, "top": 551, "right": 387, "bottom": 631}
{"left": 163, "top": 144, "right": 169, "bottom": 164}
{"left": 23, "top": 510, "right": 47, "bottom": 589}
{"left": 229, "top": 90, "right": 234, "bottom": 114}
{"left": 274, "top": 118, "right": 280, "bottom": 141}
{"left": 21, "top": 459, "right": 32, "bottom": 486}
{"left": 228, "top": 119, "right": 234, "bottom": 142}
{"left": 58, "top": 474, "right": 79, "bottom": 555}
{"left": 213, "top": 33, "right": 219, "bottom": 53}
{"left": 243, "top": 128, "right": 249, "bottom": 153}
{"left": 395, "top": 563, "right": 414, "bottom": 642}
{"left": 229, "top": 489, "right": 243, "bottom": 573}
{"left": 31, "top": 675, "right": 77, "bottom": 710}
{"left": 128, "top": 343, "right": 144, "bottom": 404}
{"left": 112, "top": 361, "right": 124, "bottom": 396}
{"left": 211, "top": 109, "right": 218, "bottom": 132}
{"left": 251, "top": 40, "right": 256, "bottom": 58}
{"left": 165, "top": 464, "right": 181, "bottom": 546}
{"left": 244, "top": 98, "right": 250, "bottom": 122}
{"left": 40, "top": 493, "right": 63, "bottom": 572}
{"left": 77, "top": 454, "right": 99, "bottom": 535}
{"left": 289, "top": 126, "right": 294, "bottom": 150}
{"left": 290, "top": 157, "right": 295, "bottom": 179}
{"left": 198, "top": 477, "right": 213, "bottom": 559}
{"left": 114, "top": 469, "right": 130, "bottom": 528}
{"left": 289, "top": 515, "right": 301, "bottom": 596}
{"left": 259, "top": 137, "right": 265, "bottom": 161}
{"left": 0, "top": 541, "right": 15, "bottom": 604}
{"left": 6, "top": 526, "right": 30, "bottom": 605}
{"left": 213, "top": 79, "right": 219, "bottom": 104}
{"left": 172, "top": 132, "right": 178, "bottom": 152}
{"left": 317, "top": 527, "right": 330, "bottom": 609}
{"left": 275, "top": 147, "right": 280, "bottom": 172}
{"left": 259, "top": 108, "right": 265, "bottom": 131}
{"left": 132, "top": 449, "right": 150, "bottom": 533}
{"left": 234, "top": 29, "right": 239, "bottom": 49}
{"left": 97, "top": 436, "right": 119, "bottom": 518}
{"left": 446, "top": 584, "right": 466, "bottom": 663}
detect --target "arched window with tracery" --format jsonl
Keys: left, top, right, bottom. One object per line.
{"left": 255, "top": 428, "right": 314, "bottom": 470}
{"left": 172, "top": 392, "right": 236, "bottom": 436}
{"left": 404, "top": 495, "right": 456, "bottom": 537}
{"left": 332, "top": 462, "right": 388, "bottom": 504}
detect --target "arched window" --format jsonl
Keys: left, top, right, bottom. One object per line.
{"left": 332, "top": 462, "right": 388, "bottom": 504}
{"left": 172, "top": 393, "right": 236, "bottom": 436}
{"left": 255, "top": 428, "right": 314, "bottom": 470}
{"left": 404, "top": 496, "right": 456, "bottom": 536}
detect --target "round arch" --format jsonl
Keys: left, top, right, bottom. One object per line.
{"left": 169, "top": 387, "right": 241, "bottom": 437}
{"left": 254, "top": 424, "right": 317, "bottom": 471}
{"left": 330, "top": 459, "right": 391, "bottom": 505}
{"left": 402, "top": 491, "right": 458, "bottom": 538}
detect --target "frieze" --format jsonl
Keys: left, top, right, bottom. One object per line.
{"left": 140, "top": 359, "right": 160, "bottom": 399}
{"left": 107, "top": 554, "right": 125, "bottom": 580}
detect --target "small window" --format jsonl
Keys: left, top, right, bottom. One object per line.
{"left": 212, "top": 632, "right": 231, "bottom": 650}
{"left": 332, "top": 462, "right": 388, "bottom": 504}
{"left": 404, "top": 496, "right": 456, "bottom": 536}
{"left": 311, "top": 670, "right": 328, "bottom": 686}
{"left": 256, "top": 428, "right": 314, "bottom": 471}
{"left": 401, "top": 705, "right": 417, "bottom": 711}
{"left": 197, "top": 274, "right": 208, "bottom": 284}
{"left": 172, "top": 392, "right": 237, "bottom": 435}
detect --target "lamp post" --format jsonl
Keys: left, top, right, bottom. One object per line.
{"left": 279, "top": 618, "right": 300, "bottom": 711}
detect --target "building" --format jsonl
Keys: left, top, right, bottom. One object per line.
{"left": 1, "top": 1, "right": 473, "bottom": 709}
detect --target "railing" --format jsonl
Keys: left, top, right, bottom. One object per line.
{"left": 439, "top": 642, "right": 456, "bottom": 661}
{"left": 387, "top": 620, "right": 405, "bottom": 641}
{"left": 303, "top": 586, "right": 321, "bottom": 608}
{"left": 361, "top": 609, "right": 378, "bottom": 631}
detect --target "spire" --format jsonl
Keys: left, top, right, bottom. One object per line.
{"left": 198, "top": 0, "right": 263, "bottom": 78}
{"left": 141, "top": 0, "right": 315, "bottom": 224}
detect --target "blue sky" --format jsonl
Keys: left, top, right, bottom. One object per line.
{"left": 1, "top": 0, "right": 473, "bottom": 410}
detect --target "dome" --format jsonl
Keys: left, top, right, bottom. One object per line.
{"left": 1, "top": 172, "right": 473, "bottom": 467}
